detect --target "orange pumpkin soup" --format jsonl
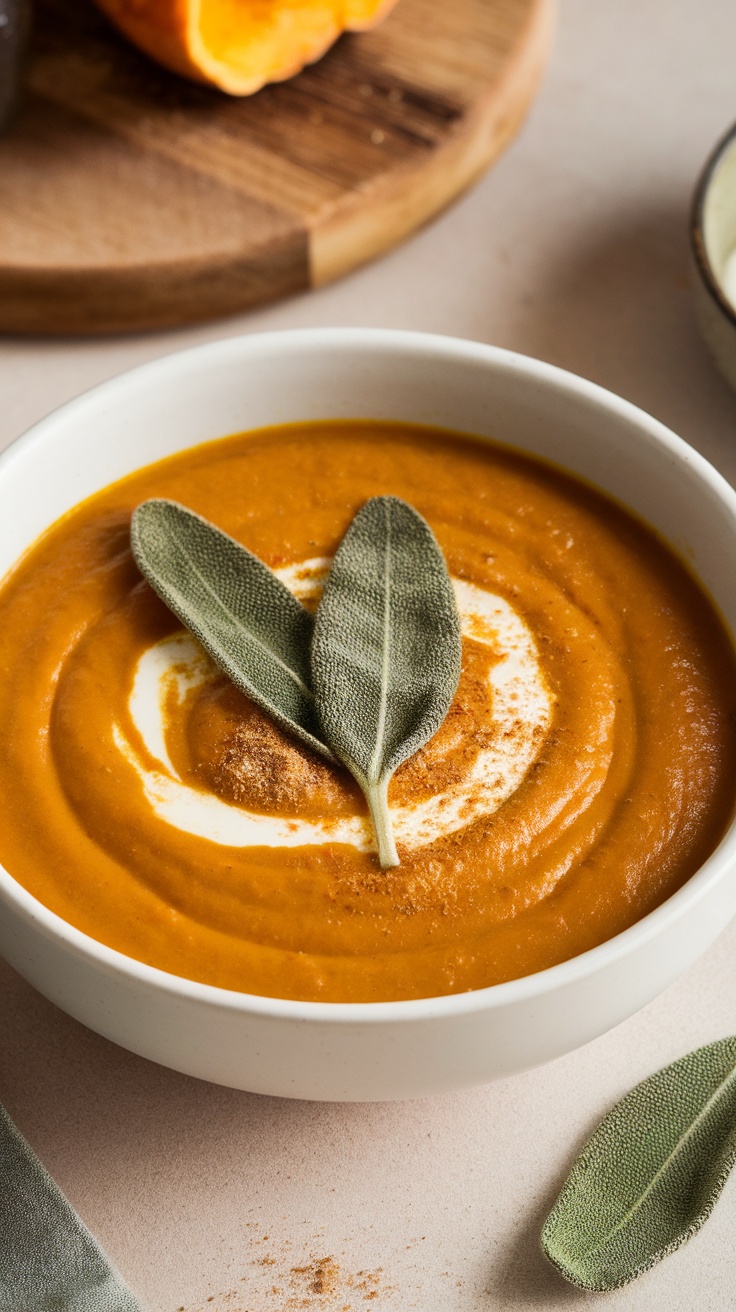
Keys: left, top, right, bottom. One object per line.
{"left": 0, "top": 420, "right": 734, "bottom": 1002}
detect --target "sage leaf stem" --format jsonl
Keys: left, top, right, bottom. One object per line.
{"left": 131, "top": 499, "right": 334, "bottom": 760}
{"left": 311, "top": 496, "right": 462, "bottom": 868}
{"left": 541, "top": 1037, "right": 736, "bottom": 1291}
{"left": 366, "top": 778, "right": 399, "bottom": 869}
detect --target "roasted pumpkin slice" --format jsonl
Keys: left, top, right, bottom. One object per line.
{"left": 94, "top": 0, "right": 399, "bottom": 95}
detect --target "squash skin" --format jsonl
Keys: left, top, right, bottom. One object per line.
{"left": 93, "top": 0, "right": 400, "bottom": 95}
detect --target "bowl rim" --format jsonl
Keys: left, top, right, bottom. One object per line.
{"left": 691, "top": 118, "right": 736, "bottom": 329}
{"left": 3, "top": 325, "right": 736, "bottom": 1026}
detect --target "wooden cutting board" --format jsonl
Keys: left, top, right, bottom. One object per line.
{"left": 0, "top": 0, "right": 554, "bottom": 334}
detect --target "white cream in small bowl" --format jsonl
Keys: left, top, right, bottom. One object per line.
{"left": 2, "top": 330, "right": 736, "bottom": 1100}
{"left": 691, "top": 121, "right": 736, "bottom": 389}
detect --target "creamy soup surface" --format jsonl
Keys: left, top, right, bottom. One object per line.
{"left": 0, "top": 421, "right": 734, "bottom": 1002}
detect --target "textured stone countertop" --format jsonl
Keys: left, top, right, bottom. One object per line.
{"left": 3, "top": 2, "right": 736, "bottom": 1308}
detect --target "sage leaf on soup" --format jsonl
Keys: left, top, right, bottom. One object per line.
{"left": 541, "top": 1037, "right": 736, "bottom": 1292}
{"left": 131, "top": 499, "right": 334, "bottom": 760}
{"left": 311, "top": 496, "right": 462, "bottom": 868}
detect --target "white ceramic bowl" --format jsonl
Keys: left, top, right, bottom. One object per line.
{"left": 2, "top": 329, "right": 736, "bottom": 1102}
{"left": 691, "top": 120, "right": 736, "bottom": 390}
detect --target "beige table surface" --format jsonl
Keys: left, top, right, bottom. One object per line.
{"left": 4, "top": 1, "right": 736, "bottom": 1308}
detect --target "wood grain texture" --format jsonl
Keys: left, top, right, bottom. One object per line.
{"left": 0, "top": 0, "right": 554, "bottom": 334}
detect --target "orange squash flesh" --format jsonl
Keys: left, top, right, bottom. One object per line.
{"left": 94, "top": 0, "right": 399, "bottom": 94}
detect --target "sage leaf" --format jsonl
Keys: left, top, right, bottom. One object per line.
{"left": 311, "top": 496, "right": 462, "bottom": 868}
{"left": 541, "top": 1037, "right": 736, "bottom": 1291}
{"left": 131, "top": 499, "right": 334, "bottom": 760}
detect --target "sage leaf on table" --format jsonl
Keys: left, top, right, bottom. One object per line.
{"left": 131, "top": 499, "right": 334, "bottom": 761}
{"left": 541, "top": 1037, "right": 736, "bottom": 1292}
{"left": 311, "top": 496, "right": 462, "bottom": 868}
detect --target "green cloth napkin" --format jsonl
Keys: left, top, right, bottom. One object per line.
{"left": 0, "top": 1102, "right": 143, "bottom": 1312}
